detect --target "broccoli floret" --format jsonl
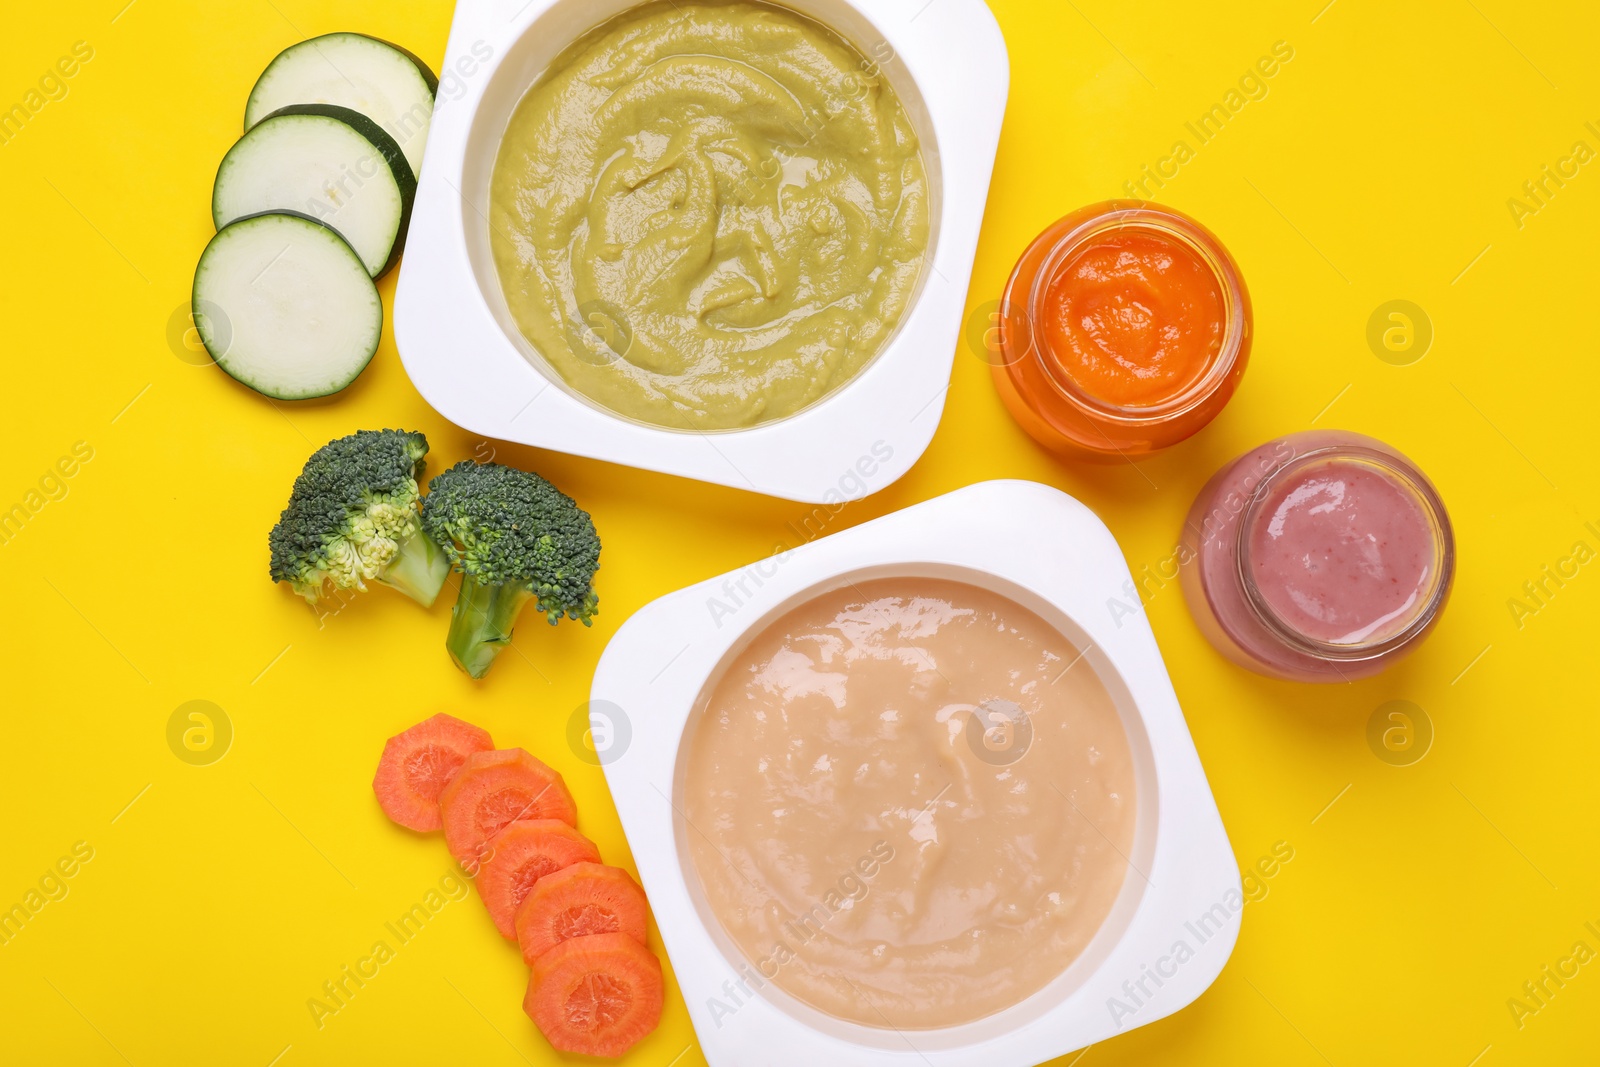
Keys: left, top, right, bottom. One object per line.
{"left": 268, "top": 429, "right": 451, "bottom": 610}
{"left": 421, "top": 461, "right": 601, "bottom": 679}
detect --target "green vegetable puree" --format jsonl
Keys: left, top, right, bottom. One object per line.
{"left": 488, "top": 1, "right": 930, "bottom": 430}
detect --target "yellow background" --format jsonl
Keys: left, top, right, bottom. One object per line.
{"left": 2, "top": 0, "right": 1596, "bottom": 1064}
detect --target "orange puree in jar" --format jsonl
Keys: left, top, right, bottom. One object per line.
{"left": 992, "top": 201, "right": 1251, "bottom": 457}
{"left": 1041, "top": 229, "right": 1225, "bottom": 408}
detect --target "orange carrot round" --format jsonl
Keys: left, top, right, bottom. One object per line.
{"left": 477, "top": 821, "right": 600, "bottom": 938}
{"left": 439, "top": 748, "right": 577, "bottom": 866}
{"left": 372, "top": 714, "right": 493, "bottom": 832}
{"left": 525, "top": 932, "right": 663, "bottom": 1058}
{"left": 516, "top": 862, "right": 649, "bottom": 965}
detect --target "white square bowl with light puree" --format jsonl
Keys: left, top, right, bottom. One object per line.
{"left": 590, "top": 480, "right": 1243, "bottom": 1065}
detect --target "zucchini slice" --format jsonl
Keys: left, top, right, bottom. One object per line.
{"left": 245, "top": 32, "right": 438, "bottom": 178}
{"left": 213, "top": 104, "right": 415, "bottom": 278}
{"left": 193, "top": 212, "right": 382, "bottom": 401}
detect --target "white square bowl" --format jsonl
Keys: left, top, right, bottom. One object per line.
{"left": 591, "top": 480, "right": 1242, "bottom": 1065}
{"left": 394, "top": 0, "right": 1010, "bottom": 503}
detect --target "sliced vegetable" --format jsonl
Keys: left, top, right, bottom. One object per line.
{"left": 373, "top": 714, "right": 494, "bottom": 832}
{"left": 246, "top": 33, "right": 438, "bottom": 178}
{"left": 213, "top": 104, "right": 415, "bottom": 278}
{"left": 193, "top": 212, "right": 382, "bottom": 400}
{"left": 439, "top": 748, "right": 578, "bottom": 866}
{"left": 525, "top": 932, "right": 663, "bottom": 1059}
{"left": 516, "top": 862, "right": 649, "bottom": 965}
{"left": 478, "top": 821, "right": 601, "bottom": 938}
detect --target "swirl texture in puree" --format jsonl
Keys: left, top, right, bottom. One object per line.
{"left": 683, "top": 578, "right": 1138, "bottom": 1028}
{"left": 488, "top": 1, "right": 930, "bottom": 429}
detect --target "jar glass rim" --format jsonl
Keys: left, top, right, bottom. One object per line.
{"left": 1018, "top": 203, "right": 1249, "bottom": 426}
{"left": 1232, "top": 444, "right": 1456, "bottom": 661}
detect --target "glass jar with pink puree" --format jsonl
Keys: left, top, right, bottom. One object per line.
{"left": 1180, "top": 430, "right": 1454, "bottom": 682}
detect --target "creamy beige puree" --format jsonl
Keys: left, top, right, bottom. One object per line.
{"left": 682, "top": 578, "right": 1137, "bottom": 1028}
{"left": 488, "top": 1, "right": 930, "bottom": 430}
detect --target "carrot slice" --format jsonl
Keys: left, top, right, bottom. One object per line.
{"left": 439, "top": 748, "right": 578, "bottom": 866}
{"left": 372, "top": 714, "right": 493, "bottom": 832}
{"left": 477, "top": 821, "right": 601, "bottom": 938}
{"left": 516, "top": 862, "right": 649, "bottom": 965}
{"left": 525, "top": 932, "right": 663, "bottom": 1058}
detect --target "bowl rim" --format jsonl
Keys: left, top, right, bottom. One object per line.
{"left": 591, "top": 480, "right": 1242, "bottom": 1065}
{"left": 461, "top": 0, "right": 950, "bottom": 439}
{"left": 670, "top": 559, "right": 1161, "bottom": 1039}
{"left": 394, "top": 0, "right": 1011, "bottom": 502}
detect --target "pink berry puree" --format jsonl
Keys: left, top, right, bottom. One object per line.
{"left": 1247, "top": 461, "right": 1434, "bottom": 645}
{"left": 1180, "top": 430, "right": 1453, "bottom": 682}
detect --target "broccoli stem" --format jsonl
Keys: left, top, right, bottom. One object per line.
{"left": 446, "top": 575, "right": 536, "bottom": 679}
{"left": 375, "top": 528, "right": 452, "bottom": 608}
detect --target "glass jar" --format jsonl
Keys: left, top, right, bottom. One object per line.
{"left": 992, "top": 201, "right": 1251, "bottom": 458}
{"left": 1179, "top": 430, "right": 1455, "bottom": 682}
